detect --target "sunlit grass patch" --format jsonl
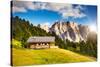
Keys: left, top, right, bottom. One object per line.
{"left": 12, "top": 48, "right": 96, "bottom": 66}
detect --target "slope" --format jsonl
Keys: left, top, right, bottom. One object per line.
{"left": 12, "top": 48, "right": 96, "bottom": 66}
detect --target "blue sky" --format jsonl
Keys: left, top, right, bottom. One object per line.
{"left": 12, "top": 1, "right": 97, "bottom": 29}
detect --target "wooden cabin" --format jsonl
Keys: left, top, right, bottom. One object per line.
{"left": 27, "top": 36, "right": 55, "bottom": 49}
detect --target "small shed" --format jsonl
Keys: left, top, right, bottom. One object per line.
{"left": 27, "top": 36, "right": 55, "bottom": 49}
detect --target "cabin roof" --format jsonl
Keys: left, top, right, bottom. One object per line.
{"left": 27, "top": 36, "right": 55, "bottom": 43}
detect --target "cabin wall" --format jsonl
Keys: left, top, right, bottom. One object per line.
{"left": 29, "top": 42, "right": 51, "bottom": 49}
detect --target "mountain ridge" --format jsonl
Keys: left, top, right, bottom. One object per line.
{"left": 41, "top": 21, "right": 90, "bottom": 42}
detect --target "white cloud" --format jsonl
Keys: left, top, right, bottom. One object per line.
{"left": 61, "top": 5, "right": 86, "bottom": 19}
{"left": 12, "top": 6, "right": 27, "bottom": 13}
{"left": 43, "top": 22, "right": 50, "bottom": 26}
{"left": 12, "top": 1, "right": 48, "bottom": 12}
{"left": 12, "top": 1, "right": 86, "bottom": 19}
{"left": 12, "top": 1, "right": 35, "bottom": 13}
{"left": 75, "top": 5, "right": 85, "bottom": 10}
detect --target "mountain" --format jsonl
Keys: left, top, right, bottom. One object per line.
{"left": 40, "top": 24, "right": 49, "bottom": 32}
{"left": 49, "top": 21, "right": 90, "bottom": 42}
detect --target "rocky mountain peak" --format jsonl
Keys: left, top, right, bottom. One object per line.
{"left": 50, "top": 21, "right": 90, "bottom": 42}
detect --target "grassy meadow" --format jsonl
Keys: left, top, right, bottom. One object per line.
{"left": 12, "top": 48, "right": 96, "bottom": 66}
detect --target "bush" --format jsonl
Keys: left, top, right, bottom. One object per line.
{"left": 11, "top": 39, "right": 22, "bottom": 48}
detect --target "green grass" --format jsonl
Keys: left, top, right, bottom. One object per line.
{"left": 12, "top": 48, "right": 96, "bottom": 66}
